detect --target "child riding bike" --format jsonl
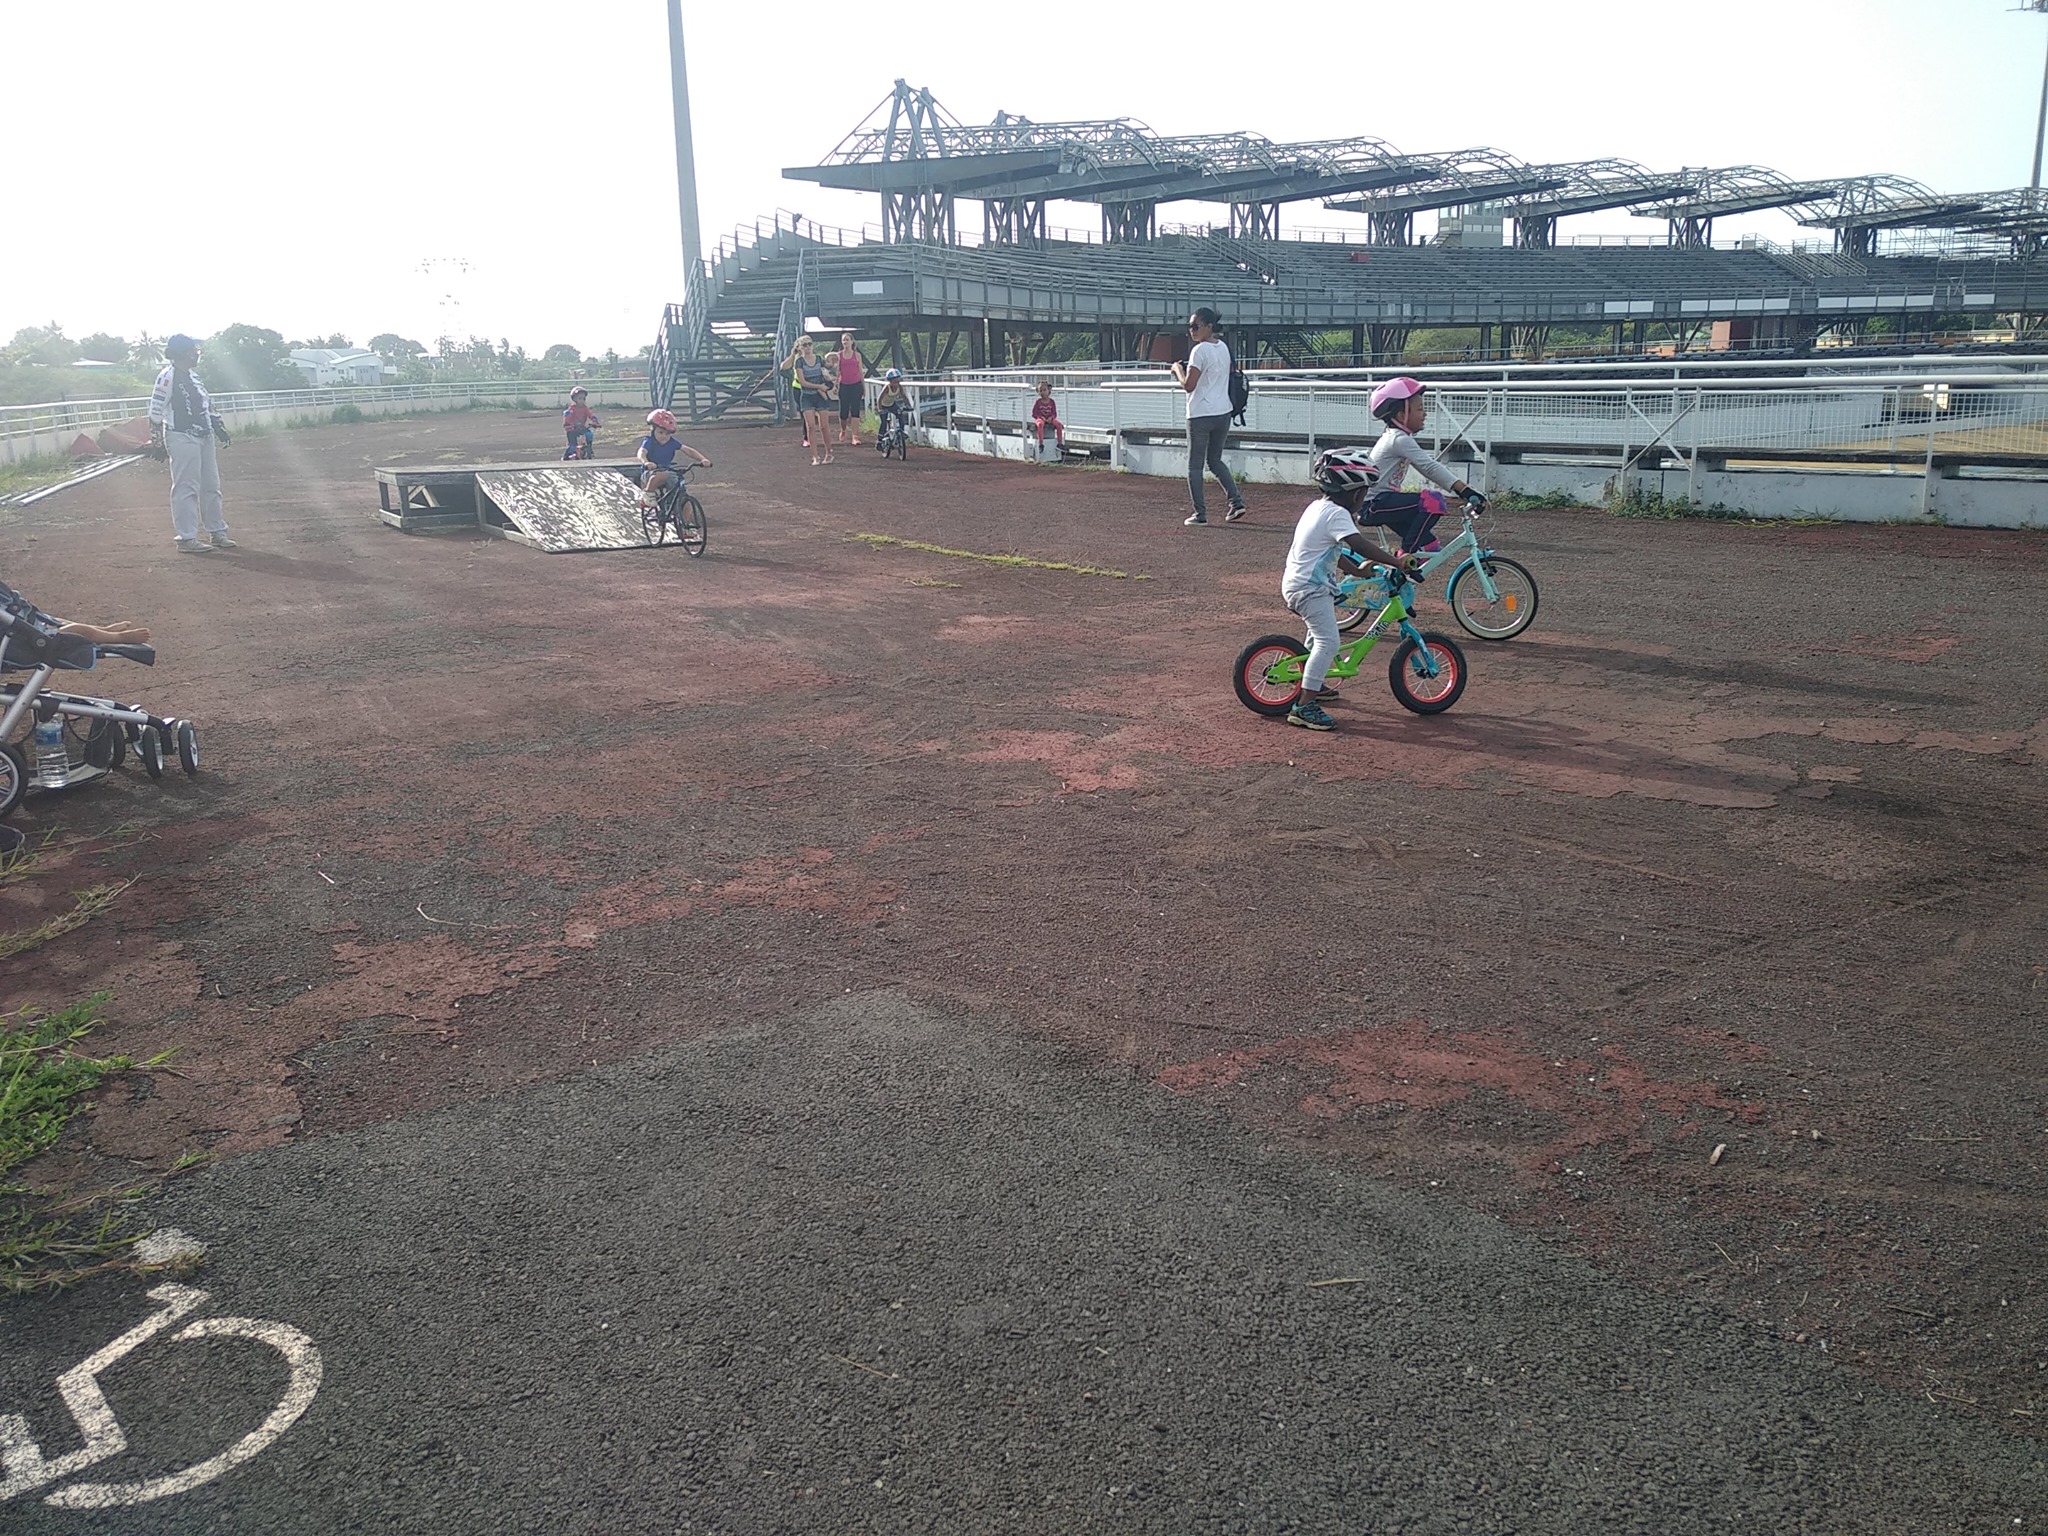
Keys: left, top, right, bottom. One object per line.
{"left": 636, "top": 409, "right": 711, "bottom": 508}
{"left": 1281, "top": 447, "right": 1422, "bottom": 732}
{"left": 874, "top": 369, "right": 912, "bottom": 447}
{"left": 1362, "top": 376, "right": 1487, "bottom": 556}
{"left": 562, "top": 386, "right": 600, "bottom": 460}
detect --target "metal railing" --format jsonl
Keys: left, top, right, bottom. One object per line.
{"left": 1, "top": 377, "right": 647, "bottom": 449}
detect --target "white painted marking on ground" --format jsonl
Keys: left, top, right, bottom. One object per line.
{"left": 0, "top": 1284, "right": 206, "bottom": 1501}
{"left": 45, "top": 1317, "right": 323, "bottom": 1509}
{"left": 0, "top": 1281, "right": 324, "bottom": 1509}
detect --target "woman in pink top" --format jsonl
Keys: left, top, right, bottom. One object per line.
{"left": 835, "top": 332, "right": 866, "bottom": 447}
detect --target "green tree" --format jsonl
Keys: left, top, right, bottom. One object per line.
{"left": 78, "top": 332, "right": 129, "bottom": 363}
{"left": 542, "top": 343, "right": 580, "bottom": 365}
{"left": 5, "top": 324, "right": 79, "bottom": 366}
{"left": 369, "top": 333, "right": 426, "bottom": 361}
{"left": 204, "top": 324, "right": 299, "bottom": 391}
{"left": 130, "top": 333, "right": 165, "bottom": 368}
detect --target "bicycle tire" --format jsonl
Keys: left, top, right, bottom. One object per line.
{"left": 640, "top": 496, "right": 665, "bottom": 547}
{"left": 1233, "top": 633, "right": 1308, "bottom": 718}
{"left": 1387, "top": 632, "right": 1467, "bottom": 715}
{"left": 678, "top": 494, "right": 708, "bottom": 557}
{"left": 1447, "top": 556, "right": 1538, "bottom": 641}
{"left": 894, "top": 431, "right": 909, "bottom": 461}
{"left": 0, "top": 743, "right": 24, "bottom": 817}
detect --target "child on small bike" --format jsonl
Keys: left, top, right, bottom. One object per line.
{"left": 1363, "top": 377, "right": 1486, "bottom": 555}
{"left": 874, "top": 369, "right": 911, "bottom": 446}
{"left": 637, "top": 408, "right": 710, "bottom": 507}
{"left": 1029, "top": 380, "right": 1064, "bottom": 452}
{"left": 1281, "top": 448, "right": 1421, "bottom": 732}
{"left": 562, "top": 386, "right": 600, "bottom": 460}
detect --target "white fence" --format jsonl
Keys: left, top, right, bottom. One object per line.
{"left": 916, "top": 365, "right": 2048, "bottom": 528}
{"left": 0, "top": 378, "right": 650, "bottom": 465}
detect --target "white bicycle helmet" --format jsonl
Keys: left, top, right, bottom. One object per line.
{"left": 1312, "top": 446, "right": 1381, "bottom": 497}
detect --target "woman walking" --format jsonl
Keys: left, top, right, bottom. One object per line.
{"left": 1172, "top": 307, "right": 1247, "bottom": 525}
{"left": 835, "top": 332, "right": 867, "bottom": 447}
{"left": 781, "top": 335, "right": 837, "bottom": 465}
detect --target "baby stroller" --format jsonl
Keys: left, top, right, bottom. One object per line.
{"left": 0, "top": 585, "right": 200, "bottom": 818}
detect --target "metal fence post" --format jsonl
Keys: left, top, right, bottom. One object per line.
{"left": 1922, "top": 386, "right": 1939, "bottom": 519}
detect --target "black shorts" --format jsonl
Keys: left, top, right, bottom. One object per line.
{"left": 799, "top": 390, "right": 828, "bottom": 413}
{"left": 838, "top": 388, "right": 864, "bottom": 419}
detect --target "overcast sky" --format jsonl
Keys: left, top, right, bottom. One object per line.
{"left": 8, "top": 0, "right": 2045, "bottom": 357}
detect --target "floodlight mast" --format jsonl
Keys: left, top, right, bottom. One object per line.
{"left": 667, "top": 0, "right": 703, "bottom": 276}
{"left": 2027, "top": 0, "right": 2048, "bottom": 190}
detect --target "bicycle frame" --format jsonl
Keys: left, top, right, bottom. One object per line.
{"left": 1265, "top": 582, "right": 1445, "bottom": 687}
{"left": 1364, "top": 512, "right": 1501, "bottom": 603}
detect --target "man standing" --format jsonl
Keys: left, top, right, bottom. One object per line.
{"left": 1172, "top": 307, "right": 1247, "bottom": 526}
{"left": 147, "top": 334, "right": 235, "bottom": 554}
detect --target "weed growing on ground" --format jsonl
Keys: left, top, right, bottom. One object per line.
{"left": 1491, "top": 488, "right": 1587, "bottom": 512}
{"left": 330, "top": 403, "right": 365, "bottom": 424}
{"left": 1606, "top": 482, "right": 1750, "bottom": 522}
{"left": 847, "top": 532, "right": 1148, "bottom": 580}
{"left": 0, "top": 879, "right": 136, "bottom": 964}
{"left": 0, "top": 994, "right": 196, "bottom": 1293}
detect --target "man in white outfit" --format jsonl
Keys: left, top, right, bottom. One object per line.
{"left": 147, "top": 334, "right": 236, "bottom": 555}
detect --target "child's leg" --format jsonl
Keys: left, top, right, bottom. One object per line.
{"left": 1291, "top": 591, "right": 1341, "bottom": 691}
{"left": 1360, "top": 491, "right": 1432, "bottom": 553}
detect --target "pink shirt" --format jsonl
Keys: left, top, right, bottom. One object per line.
{"left": 838, "top": 353, "right": 863, "bottom": 385}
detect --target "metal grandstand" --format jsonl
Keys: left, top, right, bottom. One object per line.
{"left": 652, "top": 81, "right": 2048, "bottom": 417}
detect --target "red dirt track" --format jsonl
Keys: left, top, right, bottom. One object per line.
{"left": 4, "top": 410, "right": 2045, "bottom": 1428}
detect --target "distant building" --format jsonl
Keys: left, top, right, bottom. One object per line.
{"left": 289, "top": 348, "right": 389, "bottom": 386}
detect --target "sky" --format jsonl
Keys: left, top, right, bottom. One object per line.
{"left": 7, "top": 0, "right": 2047, "bottom": 359}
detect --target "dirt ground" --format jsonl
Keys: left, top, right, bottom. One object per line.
{"left": 4, "top": 407, "right": 2045, "bottom": 1433}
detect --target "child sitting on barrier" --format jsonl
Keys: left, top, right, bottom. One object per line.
{"left": 1279, "top": 448, "right": 1420, "bottom": 732}
{"left": 1030, "top": 380, "right": 1064, "bottom": 454}
{"left": 636, "top": 409, "right": 710, "bottom": 507}
{"left": 1365, "top": 376, "right": 1486, "bottom": 554}
{"left": 562, "top": 387, "right": 600, "bottom": 459}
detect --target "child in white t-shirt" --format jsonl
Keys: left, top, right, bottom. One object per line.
{"left": 1280, "top": 448, "right": 1420, "bottom": 731}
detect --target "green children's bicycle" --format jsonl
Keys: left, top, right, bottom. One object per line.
{"left": 1232, "top": 575, "right": 1468, "bottom": 718}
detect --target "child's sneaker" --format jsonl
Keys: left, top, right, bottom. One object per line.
{"left": 1304, "top": 685, "right": 1341, "bottom": 703}
{"left": 1287, "top": 700, "right": 1336, "bottom": 731}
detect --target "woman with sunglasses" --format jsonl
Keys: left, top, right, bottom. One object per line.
{"left": 1170, "top": 307, "right": 1247, "bottom": 526}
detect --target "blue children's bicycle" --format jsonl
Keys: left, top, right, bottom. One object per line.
{"left": 1340, "top": 505, "right": 1537, "bottom": 641}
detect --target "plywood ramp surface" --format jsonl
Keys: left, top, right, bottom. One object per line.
{"left": 475, "top": 469, "right": 650, "bottom": 552}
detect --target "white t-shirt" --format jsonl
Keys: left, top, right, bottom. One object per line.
{"left": 1281, "top": 496, "right": 1362, "bottom": 597}
{"left": 1368, "top": 425, "right": 1460, "bottom": 493}
{"left": 1184, "top": 338, "right": 1233, "bottom": 419}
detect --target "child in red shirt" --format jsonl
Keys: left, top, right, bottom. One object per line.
{"left": 562, "top": 386, "right": 600, "bottom": 459}
{"left": 1030, "top": 381, "right": 1063, "bottom": 452}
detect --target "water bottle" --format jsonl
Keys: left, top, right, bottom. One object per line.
{"left": 33, "top": 718, "right": 67, "bottom": 789}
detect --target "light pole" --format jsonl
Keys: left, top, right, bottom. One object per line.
{"left": 667, "top": 0, "right": 703, "bottom": 278}
{"left": 2028, "top": 0, "right": 2048, "bottom": 190}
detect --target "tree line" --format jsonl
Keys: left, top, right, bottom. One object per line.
{"left": 0, "top": 324, "right": 652, "bottom": 404}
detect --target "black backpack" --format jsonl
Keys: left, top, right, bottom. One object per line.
{"left": 1227, "top": 361, "right": 1250, "bottom": 424}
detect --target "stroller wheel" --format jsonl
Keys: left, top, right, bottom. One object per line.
{"left": 137, "top": 726, "right": 166, "bottom": 780}
{"left": 176, "top": 722, "right": 201, "bottom": 775}
{"left": 0, "top": 743, "right": 24, "bottom": 817}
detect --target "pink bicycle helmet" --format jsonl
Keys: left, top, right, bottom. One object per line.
{"left": 1370, "top": 376, "right": 1425, "bottom": 421}
{"left": 645, "top": 408, "right": 677, "bottom": 431}
{"left": 1311, "top": 446, "right": 1381, "bottom": 497}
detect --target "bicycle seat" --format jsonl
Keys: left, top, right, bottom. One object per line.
{"left": 97, "top": 643, "right": 156, "bottom": 666}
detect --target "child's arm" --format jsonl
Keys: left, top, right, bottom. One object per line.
{"left": 679, "top": 440, "right": 712, "bottom": 468}
{"left": 1340, "top": 531, "right": 1420, "bottom": 574}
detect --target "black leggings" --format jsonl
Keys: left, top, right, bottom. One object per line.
{"left": 1358, "top": 489, "right": 1447, "bottom": 553}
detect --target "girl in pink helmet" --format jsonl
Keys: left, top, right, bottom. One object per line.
{"left": 1362, "top": 377, "right": 1487, "bottom": 554}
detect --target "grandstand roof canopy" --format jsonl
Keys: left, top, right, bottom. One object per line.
{"left": 786, "top": 81, "right": 2044, "bottom": 250}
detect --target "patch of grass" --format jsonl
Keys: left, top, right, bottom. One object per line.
{"left": 0, "top": 878, "right": 135, "bottom": 963}
{"left": 0, "top": 451, "right": 89, "bottom": 500}
{"left": 1492, "top": 487, "right": 1587, "bottom": 512}
{"left": 0, "top": 994, "right": 195, "bottom": 1294}
{"left": 1606, "top": 482, "right": 1752, "bottom": 522}
{"left": 848, "top": 532, "right": 1149, "bottom": 580}
{"left": 330, "top": 402, "right": 365, "bottom": 425}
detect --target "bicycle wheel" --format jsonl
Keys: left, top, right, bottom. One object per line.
{"left": 1233, "top": 633, "right": 1308, "bottom": 718}
{"left": 894, "top": 430, "right": 909, "bottom": 461}
{"left": 1387, "top": 632, "right": 1467, "bottom": 714}
{"left": 640, "top": 494, "right": 665, "bottom": 547}
{"left": 677, "top": 494, "right": 708, "bottom": 557}
{"left": 1447, "top": 557, "right": 1538, "bottom": 641}
{"left": 1334, "top": 595, "right": 1371, "bottom": 633}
